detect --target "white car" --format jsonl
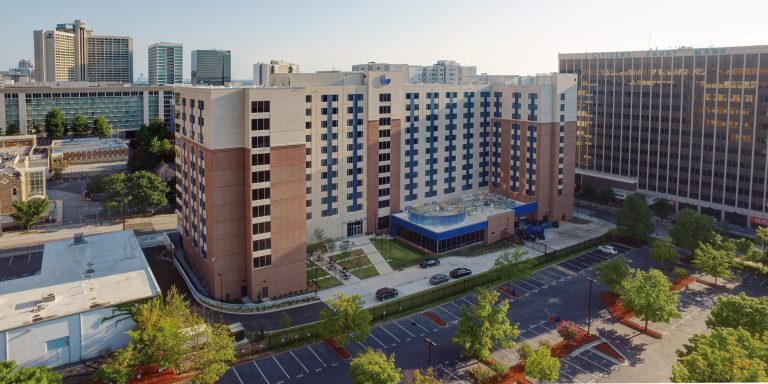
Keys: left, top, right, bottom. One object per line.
{"left": 598, "top": 245, "right": 618, "bottom": 255}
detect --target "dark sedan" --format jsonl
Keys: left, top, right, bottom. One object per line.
{"left": 449, "top": 267, "right": 472, "bottom": 279}
{"left": 419, "top": 258, "right": 441, "bottom": 268}
{"left": 375, "top": 287, "right": 399, "bottom": 301}
{"left": 429, "top": 273, "right": 449, "bottom": 285}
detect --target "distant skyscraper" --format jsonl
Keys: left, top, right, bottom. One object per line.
{"left": 149, "top": 42, "right": 183, "bottom": 85}
{"left": 253, "top": 60, "right": 298, "bottom": 86}
{"left": 191, "top": 49, "right": 231, "bottom": 86}
{"left": 33, "top": 20, "right": 133, "bottom": 83}
{"left": 352, "top": 60, "right": 476, "bottom": 84}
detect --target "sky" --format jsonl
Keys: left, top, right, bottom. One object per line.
{"left": 3, "top": 0, "right": 768, "bottom": 81}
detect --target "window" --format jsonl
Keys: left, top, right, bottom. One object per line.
{"left": 46, "top": 336, "right": 69, "bottom": 351}
{"left": 253, "top": 221, "right": 271, "bottom": 234}
{"left": 379, "top": 93, "right": 391, "bottom": 102}
{"left": 252, "top": 153, "right": 270, "bottom": 166}
{"left": 379, "top": 117, "right": 391, "bottom": 126}
{"left": 306, "top": 95, "right": 312, "bottom": 102}
{"left": 252, "top": 170, "right": 270, "bottom": 183}
{"left": 252, "top": 204, "right": 271, "bottom": 217}
{"left": 251, "top": 118, "right": 270, "bottom": 131}
{"left": 379, "top": 105, "right": 391, "bottom": 114}
{"left": 253, "top": 238, "right": 271, "bottom": 251}
{"left": 251, "top": 100, "right": 270, "bottom": 113}
{"left": 251, "top": 136, "right": 270, "bottom": 148}
{"left": 252, "top": 187, "right": 270, "bottom": 200}
{"left": 253, "top": 254, "right": 272, "bottom": 268}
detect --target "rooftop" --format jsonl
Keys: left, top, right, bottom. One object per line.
{"left": 0, "top": 231, "right": 160, "bottom": 331}
{"left": 51, "top": 137, "right": 127, "bottom": 155}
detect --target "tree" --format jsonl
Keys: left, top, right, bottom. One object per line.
{"left": 70, "top": 115, "right": 90, "bottom": 136}
{"left": 0, "top": 361, "right": 62, "bottom": 384}
{"left": 11, "top": 198, "right": 49, "bottom": 230}
{"left": 693, "top": 241, "right": 736, "bottom": 286}
{"left": 705, "top": 293, "right": 768, "bottom": 336}
{"left": 127, "top": 146, "right": 158, "bottom": 173}
{"left": 349, "top": 348, "right": 401, "bottom": 384}
{"left": 337, "top": 241, "right": 352, "bottom": 261}
{"left": 671, "top": 327, "right": 768, "bottom": 383}
{"left": 592, "top": 255, "right": 630, "bottom": 294}
{"left": 492, "top": 246, "right": 532, "bottom": 292}
{"left": 621, "top": 269, "right": 681, "bottom": 331}
{"left": 453, "top": 288, "right": 519, "bottom": 362}
{"left": 312, "top": 228, "right": 327, "bottom": 246}
{"left": 525, "top": 345, "right": 560, "bottom": 383}
{"left": 125, "top": 171, "right": 169, "bottom": 213}
{"left": 45, "top": 108, "right": 67, "bottom": 138}
{"left": 85, "top": 174, "right": 106, "bottom": 199}
{"left": 93, "top": 287, "right": 235, "bottom": 384}
{"left": 5, "top": 122, "right": 20, "bottom": 136}
{"left": 756, "top": 226, "right": 768, "bottom": 254}
{"left": 650, "top": 239, "right": 677, "bottom": 274}
{"left": 406, "top": 368, "right": 443, "bottom": 384}
{"left": 670, "top": 208, "right": 716, "bottom": 250}
{"left": 102, "top": 172, "right": 129, "bottom": 219}
{"left": 318, "top": 292, "right": 372, "bottom": 346}
{"left": 745, "top": 245, "right": 766, "bottom": 269}
{"left": 735, "top": 238, "right": 753, "bottom": 254}
{"left": 615, "top": 194, "right": 654, "bottom": 242}
{"left": 91, "top": 115, "right": 112, "bottom": 137}
{"left": 650, "top": 198, "right": 675, "bottom": 219}
{"left": 150, "top": 136, "right": 176, "bottom": 162}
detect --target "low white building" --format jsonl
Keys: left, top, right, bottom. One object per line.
{"left": 0, "top": 231, "right": 160, "bottom": 368}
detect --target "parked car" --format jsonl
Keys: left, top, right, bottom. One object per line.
{"left": 598, "top": 245, "right": 618, "bottom": 255}
{"left": 375, "top": 287, "right": 399, "bottom": 301}
{"left": 449, "top": 267, "right": 472, "bottom": 279}
{"left": 429, "top": 273, "right": 450, "bottom": 285}
{"left": 419, "top": 258, "right": 441, "bottom": 268}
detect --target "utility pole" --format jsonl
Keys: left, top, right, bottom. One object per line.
{"left": 586, "top": 277, "right": 596, "bottom": 335}
{"left": 424, "top": 338, "right": 436, "bottom": 368}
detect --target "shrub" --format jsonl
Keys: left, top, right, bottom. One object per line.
{"left": 673, "top": 267, "right": 690, "bottom": 281}
{"left": 556, "top": 320, "right": 580, "bottom": 342}
{"left": 490, "top": 361, "right": 508, "bottom": 378}
{"left": 517, "top": 342, "right": 533, "bottom": 361}
{"left": 468, "top": 366, "right": 493, "bottom": 384}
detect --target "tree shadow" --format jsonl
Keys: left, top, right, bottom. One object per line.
{"left": 594, "top": 326, "right": 648, "bottom": 367}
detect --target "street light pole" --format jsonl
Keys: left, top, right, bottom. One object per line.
{"left": 424, "top": 338, "right": 436, "bottom": 368}
{"left": 586, "top": 277, "right": 596, "bottom": 335}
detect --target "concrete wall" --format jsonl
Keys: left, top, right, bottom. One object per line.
{"left": 486, "top": 211, "right": 515, "bottom": 244}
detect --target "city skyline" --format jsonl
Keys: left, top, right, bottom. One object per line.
{"left": 2, "top": 0, "right": 767, "bottom": 81}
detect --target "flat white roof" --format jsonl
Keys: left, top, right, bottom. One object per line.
{"left": 51, "top": 138, "right": 127, "bottom": 155}
{"left": 0, "top": 231, "right": 160, "bottom": 331}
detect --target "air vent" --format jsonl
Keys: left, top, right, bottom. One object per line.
{"left": 85, "top": 268, "right": 95, "bottom": 274}
{"left": 41, "top": 293, "right": 55, "bottom": 303}
{"left": 73, "top": 233, "right": 87, "bottom": 245}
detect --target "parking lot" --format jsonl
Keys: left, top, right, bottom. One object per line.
{"left": 218, "top": 243, "right": 634, "bottom": 384}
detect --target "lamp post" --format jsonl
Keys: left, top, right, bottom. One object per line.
{"left": 586, "top": 277, "right": 596, "bottom": 335}
{"left": 424, "top": 338, "right": 436, "bottom": 368}
{"left": 218, "top": 273, "right": 223, "bottom": 311}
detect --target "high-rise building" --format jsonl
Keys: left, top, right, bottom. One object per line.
{"left": 191, "top": 50, "right": 231, "bottom": 86}
{"left": 33, "top": 20, "right": 133, "bottom": 84}
{"left": 253, "top": 60, "right": 299, "bottom": 86}
{"left": 559, "top": 45, "right": 768, "bottom": 228}
{"left": 148, "top": 43, "right": 183, "bottom": 86}
{"left": 173, "top": 70, "right": 576, "bottom": 301}
{"left": 352, "top": 60, "right": 477, "bottom": 84}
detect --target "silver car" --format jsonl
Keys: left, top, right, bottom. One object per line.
{"left": 429, "top": 273, "right": 449, "bottom": 285}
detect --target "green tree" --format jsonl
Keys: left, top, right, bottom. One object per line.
{"left": 745, "top": 245, "right": 766, "bottom": 269}
{"left": 85, "top": 174, "right": 106, "bottom": 199}
{"left": 525, "top": 345, "right": 560, "bottom": 383}
{"left": 592, "top": 255, "right": 631, "bottom": 294}
{"left": 150, "top": 136, "right": 176, "bottom": 162}
{"left": 693, "top": 241, "right": 736, "bottom": 286}
{"left": 11, "top": 198, "right": 49, "bottom": 230}
{"left": 5, "top": 122, "right": 20, "bottom": 136}
{"left": 102, "top": 172, "right": 129, "bottom": 220}
{"left": 492, "top": 246, "right": 532, "bottom": 293}
{"left": 337, "top": 241, "right": 352, "bottom": 260}
{"left": 650, "top": 198, "right": 675, "bottom": 219}
{"left": 94, "top": 287, "right": 235, "bottom": 384}
{"left": 127, "top": 146, "right": 158, "bottom": 173}
{"left": 670, "top": 208, "right": 716, "bottom": 250}
{"left": 756, "top": 226, "right": 768, "bottom": 254}
{"left": 705, "top": 293, "right": 768, "bottom": 336}
{"left": 735, "top": 238, "right": 753, "bottom": 254}
{"left": 125, "top": 171, "right": 169, "bottom": 213}
{"left": 137, "top": 117, "right": 167, "bottom": 146}
{"left": 70, "top": 114, "right": 90, "bottom": 136}
{"left": 453, "top": 288, "right": 519, "bottom": 362}
{"left": 45, "top": 108, "right": 67, "bottom": 138}
{"left": 91, "top": 115, "right": 112, "bottom": 137}
{"left": 671, "top": 327, "right": 768, "bottom": 383}
{"left": 349, "top": 348, "right": 401, "bottom": 384}
{"left": 408, "top": 368, "right": 443, "bottom": 384}
{"left": 650, "top": 239, "right": 677, "bottom": 274}
{"left": 318, "top": 292, "right": 372, "bottom": 346}
{"left": 621, "top": 269, "right": 681, "bottom": 331}
{"left": 0, "top": 361, "right": 62, "bottom": 384}
{"left": 615, "top": 194, "right": 654, "bottom": 242}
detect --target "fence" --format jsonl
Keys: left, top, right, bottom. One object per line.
{"left": 242, "top": 232, "right": 614, "bottom": 356}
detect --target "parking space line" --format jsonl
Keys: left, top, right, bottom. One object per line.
{"left": 368, "top": 332, "right": 389, "bottom": 349}
{"left": 273, "top": 356, "right": 290, "bottom": 379}
{"left": 379, "top": 325, "right": 401, "bottom": 343}
{"left": 562, "top": 358, "right": 601, "bottom": 378}
{"left": 493, "top": 342, "right": 518, "bottom": 361}
{"left": 527, "top": 325, "right": 557, "bottom": 344}
{"left": 532, "top": 271, "right": 558, "bottom": 284}
{"left": 438, "top": 364, "right": 464, "bottom": 383}
{"left": 460, "top": 297, "right": 475, "bottom": 307}
{"left": 290, "top": 350, "right": 309, "bottom": 373}
{"left": 407, "top": 315, "right": 432, "bottom": 334}
{"left": 393, "top": 320, "right": 416, "bottom": 338}
{"left": 439, "top": 304, "right": 461, "bottom": 320}
{"left": 516, "top": 279, "right": 541, "bottom": 291}
{"left": 540, "top": 268, "right": 569, "bottom": 281}
{"left": 253, "top": 361, "right": 270, "bottom": 384}
{"left": 450, "top": 301, "right": 465, "bottom": 311}
{"left": 558, "top": 367, "right": 583, "bottom": 383}
{"left": 508, "top": 282, "right": 531, "bottom": 294}
{"left": 526, "top": 275, "right": 549, "bottom": 287}
{"left": 307, "top": 345, "right": 327, "bottom": 367}
{"left": 567, "top": 258, "right": 593, "bottom": 269}
{"left": 574, "top": 354, "right": 611, "bottom": 372}
{"left": 232, "top": 366, "right": 245, "bottom": 384}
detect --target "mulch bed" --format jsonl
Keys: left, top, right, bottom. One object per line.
{"left": 593, "top": 341, "right": 625, "bottom": 363}
{"left": 498, "top": 362, "right": 531, "bottom": 384}
{"left": 323, "top": 337, "right": 351, "bottom": 360}
{"left": 550, "top": 326, "right": 600, "bottom": 359}
{"left": 670, "top": 275, "right": 696, "bottom": 291}
{"left": 497, "top": 285, "right": 522, "bottom": 299}
{"left": 600, "top": 291, "right": 662, "bottom": 339}
{"left": 423, "top": 311, "right": 448, "bottom": 327}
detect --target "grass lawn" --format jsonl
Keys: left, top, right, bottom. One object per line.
{"left": 371, "top": 238, "right": 427, "bottom": 270}
{"left": 336, "top": 250, "right": 379, "bottom": 280}
{"left": 330, "top": 248, "right": 364, "bottom": 262}
{"left": 443, "top": 240, "right": 515, "bottom": 257}
{"left": 351, "top": 265, "right": 379, "bottom": 279}
{"left": 306, "top": 264, "right": 342, "bottom": 290}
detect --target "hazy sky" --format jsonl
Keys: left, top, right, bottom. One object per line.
{"left": 4, "top": 0, "right": 767, "bottom": 80}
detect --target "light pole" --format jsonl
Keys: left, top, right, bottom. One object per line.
{"left": 424, "top": 338, "right": 436, "bottom": 368}
{"left": 218, "top": 273, "right": 223, "bottom": 311}
{"left": 586, "top": 277, "right": 596, "bottom": 335}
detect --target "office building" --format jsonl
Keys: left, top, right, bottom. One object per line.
{"left": 0, "top": 83, "right": 174, "bottom": 136}
{"left": 33, "top": 20, "right": 133, "bottom": 83}
{"left": 149, "top": 43, "right": 183, "bottom": 86}
{"left": 50, "top": 137, "right": 129, "bottom": 171}
{"left": 253, "top": 60, "right": 299, "bottom": 86}
{"left": 191, "top": 50, "right": 231, "bottom": 86}
{"left": 559, "top": 45, "right": 768, "bottom": 228}
{"left": 353, "top": 60, "right": 477, "bottom": 84}
{"left": 0, "top": 231, "right": 160, "bottom": 368}
{"left": 0, "top": 135, "right": 47, "bottom": 217}
{"left": 173, "top": 69, "right": 576, "bottom": 301}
